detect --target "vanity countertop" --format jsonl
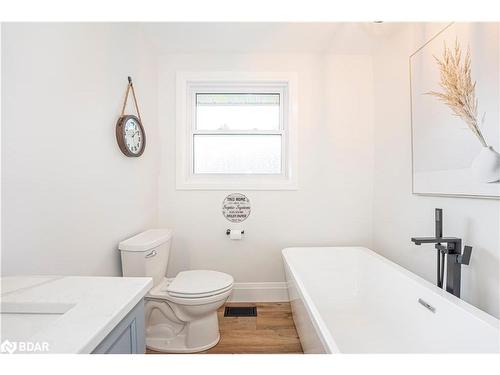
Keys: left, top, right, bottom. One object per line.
{"left": 0, "top": 276, "right": 152, "bottom": 353}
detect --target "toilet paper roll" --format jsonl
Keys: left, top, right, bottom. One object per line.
{"left": 229, "top": 229, "right": 243, "bottom": 240}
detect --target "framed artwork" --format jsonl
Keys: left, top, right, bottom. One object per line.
{"left": 410, "top": 23, "right": 500, "bottom": 198}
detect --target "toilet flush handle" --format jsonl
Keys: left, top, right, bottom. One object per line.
{"left": 145, "top": 250, "right": 157, "bottom": 258}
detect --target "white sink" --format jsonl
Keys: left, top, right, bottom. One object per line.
{"left": 1, "top": 302, "right": 75, "bottom": 341}
{"left": 0, "top": 276, "right": 152, "bottom": 353}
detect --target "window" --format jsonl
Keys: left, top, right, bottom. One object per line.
{"left": 194, "top": 93, "right": 282, "bottom": 175}
{"left": 176, "top": 72, "right": 298, "bottom": 190}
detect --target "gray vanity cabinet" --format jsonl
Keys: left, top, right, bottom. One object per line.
{"left": 92, "top": 300, "right": 145, "bottom": 354}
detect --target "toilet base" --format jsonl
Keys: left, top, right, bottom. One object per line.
{"left": 144, "top": 277, "right": 233, "bottom": 353}
{"left": 146, "top": 333, "right": 220, "bottom": 353}
{"left": 145, "top": 301, "right": 224, "bottom": 353}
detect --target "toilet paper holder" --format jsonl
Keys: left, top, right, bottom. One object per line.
{"left": 226, "top": 229, "right": 244, "bottom": 235}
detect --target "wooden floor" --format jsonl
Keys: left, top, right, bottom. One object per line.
{"left": 147, "top": 302, "right": 303, "bottom": 354}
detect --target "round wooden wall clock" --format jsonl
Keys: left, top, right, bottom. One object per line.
{"left": 116, "top": 77, "right": 146, "bottom": 157}
{"left": 116, "top": 114, "right": 146, "bottom": 157}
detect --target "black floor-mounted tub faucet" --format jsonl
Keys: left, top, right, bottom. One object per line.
{"left": 411, "top": 208, "right": 472, "bottom": 298}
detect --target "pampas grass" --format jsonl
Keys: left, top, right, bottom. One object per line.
{"left": 427, "top": 39, "right": 488, "bottom": 147}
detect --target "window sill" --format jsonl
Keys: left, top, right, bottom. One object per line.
{"left": 175, "top": 175, "right": 298, "bottom": 191}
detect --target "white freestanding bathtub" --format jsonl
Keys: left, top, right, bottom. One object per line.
{"left": 282, "top": 247, "right": 500, "bottom": 353}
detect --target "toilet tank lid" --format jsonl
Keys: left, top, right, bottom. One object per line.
{"left": 118, "top": 229, "right": 172, "bottom": 252}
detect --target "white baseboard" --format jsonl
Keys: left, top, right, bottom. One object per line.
{"left": 228, "top": 282, "right": 289, "bottom": 303}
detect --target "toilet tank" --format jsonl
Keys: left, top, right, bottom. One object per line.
{"left": 118, "top": 229, "right": 172, "bottom": 286}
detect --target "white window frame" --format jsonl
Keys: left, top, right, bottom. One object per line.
{"left": 176, "top": 72, "right": 298, "bottom": 190}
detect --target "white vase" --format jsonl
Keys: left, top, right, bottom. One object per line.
{"left": 471, "top": 146, "right": 500, "bottom": 183}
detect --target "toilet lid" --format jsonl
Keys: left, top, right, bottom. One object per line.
{"left": 166, "top": 270, "right": 233, "bottom": 297}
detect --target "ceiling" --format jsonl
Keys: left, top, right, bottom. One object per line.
{"left": 141, "top": 22, "right": 410, "bottom": 54}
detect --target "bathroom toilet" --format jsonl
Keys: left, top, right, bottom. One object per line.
{"left": 119, "top": 229, "right": 233, "bottom": 353}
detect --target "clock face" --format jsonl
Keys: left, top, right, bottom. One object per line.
{"left": 116, "top": 115, "right": 145, "bottom": 157}
{"left": 124, "top": 118, "right": 143, "bottom": 155}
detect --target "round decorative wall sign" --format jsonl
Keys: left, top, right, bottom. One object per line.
{"left": 222, "top": 193, "right": 251, "bottom": 223}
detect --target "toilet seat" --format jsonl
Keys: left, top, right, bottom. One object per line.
{"left": 148, "top": 270, "right": 233, "bottom": 304}
{"left": 167, "top": 283, "right": 234, "bottom": 299}
{"left": 167, "top": 270, "right": 233, "bottom": 298}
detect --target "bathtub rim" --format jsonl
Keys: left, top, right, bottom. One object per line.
{"left": 282, "top": 246, "right": 499, "bottom": 353}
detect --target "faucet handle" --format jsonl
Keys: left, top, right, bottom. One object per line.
{"left": 435, "top": 243, "right": 448, "bottom": 254}
{"left": 458, "top": 246, "right": 472, "bottom": 265}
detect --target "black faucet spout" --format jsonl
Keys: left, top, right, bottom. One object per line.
{"left": 411, "top": 237, "right": 460, "bottom": 246}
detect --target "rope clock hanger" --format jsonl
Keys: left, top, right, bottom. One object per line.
{"left": 116, "top": 76, "right": 146, "bottom": 157}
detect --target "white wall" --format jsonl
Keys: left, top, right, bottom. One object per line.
{"left": 158, "top": 53, "right": 374, "bottom": 282}
{"left": 1, "top": 23, "right": 160, "bottom": 276}
{"left": 371, "top": 23, "right": 500, "bottom": 318}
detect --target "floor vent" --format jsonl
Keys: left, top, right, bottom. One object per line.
{"left": 224, "top": 306, "right": 257, "bottom": 317}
